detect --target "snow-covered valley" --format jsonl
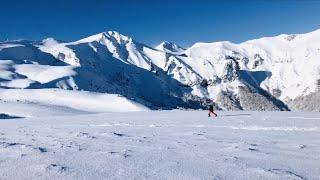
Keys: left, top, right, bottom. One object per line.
{"left": 0, "top": 104, "right": 319, "bottom": 179}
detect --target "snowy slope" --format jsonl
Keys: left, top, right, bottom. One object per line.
{"left": 0, "top": 109, "right": 319, "bottom": 179}
{"left": 155, "top": 41, "right": 185, "bottom": 53}
{"left": 0, "top": 35, "right": 203, "bottom": 110}
{"left": 178, "top": 30, "right": 320, "bottom": 110}
{"left": 0, "top": 89, "right": 148, "bottom": 114}
{"left": 1, "top": 29, "right": 320, "bottom": 110}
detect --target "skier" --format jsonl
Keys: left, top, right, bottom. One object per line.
{"left": 208, "top": 104, "right": 217, "bottom": 117}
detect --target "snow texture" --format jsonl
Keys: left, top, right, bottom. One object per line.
{"left": 0, "top": 104, "right": 319, "bottom": 180}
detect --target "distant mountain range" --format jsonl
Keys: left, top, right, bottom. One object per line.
{"left": 1, "top": 29, "right": 320, "bottom": 111}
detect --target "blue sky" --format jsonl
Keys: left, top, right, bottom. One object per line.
{"left": 1, "top": 0, "right": 320, "bottom": 47}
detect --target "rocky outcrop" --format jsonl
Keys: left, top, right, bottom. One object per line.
{"left": 287, "top": 91, "right": 320, "bottom": 112}
{"left": 238, "top": 86, "right": 288, "bottom": 111}
{"left": 217, "top": 90, "right": 242, "bottom": 110}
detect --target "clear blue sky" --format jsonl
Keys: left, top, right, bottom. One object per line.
{"left": 1, "top": 0, "right": 320, "bottom": 47}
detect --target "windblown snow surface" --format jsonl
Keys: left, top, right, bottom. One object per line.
{"left": 0, "top": 100, "right": 319, "bottom": 179}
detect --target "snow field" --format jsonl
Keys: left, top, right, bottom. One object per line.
{"left": 0, "top": 109, "right": 319, "bottom": 180}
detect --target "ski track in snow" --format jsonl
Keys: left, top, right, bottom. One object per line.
{"left": 0, "top": 109, "right": 319, "bottom": 180}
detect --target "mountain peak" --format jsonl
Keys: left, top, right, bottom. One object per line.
{"left": 103, "top": 31, "right": 132, "bottom": 43}
{"left": 76, "top": 30, "right": 132, "bottom": 44}
{"left": 42, "top": 38, "right": 61, "bottom": 47}
{"left": 155, "top": 41, "right": 185, "bottom": 53}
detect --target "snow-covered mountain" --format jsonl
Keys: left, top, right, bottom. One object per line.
{"left": 155, "top": 41, "right": 185, "bottom": 53}
{"left": 1, "top": 30, "right": 320, "bottom": 111}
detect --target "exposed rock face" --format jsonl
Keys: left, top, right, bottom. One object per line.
{"left": 272, "top": 89, "right": 282, "bottom": 98}
{"left": 211, "top": 75, "right": 222, "bottom": 85}
{"left": 238, "top": 86, "right": 288, "bottom": 111}
{"left": 182, "top": 93, "right": 220, "bottom": 110}
{"left": 287, "top": 91, "right": 320, "bottom": 112}
{"left": 217, "top": 90, "right": 242, "bottom": 111}
{"left": 222, "top": 60, "right": 239, "bottom": 82}
{"left": 252, "top": 54, "right": 264, "bottom": 69}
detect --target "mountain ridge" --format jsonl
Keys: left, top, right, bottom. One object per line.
{"left": 1, "top": 29, "right": 320, "bottom": 111}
